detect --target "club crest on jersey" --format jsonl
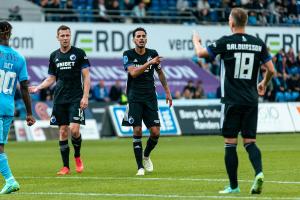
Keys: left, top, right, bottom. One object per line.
{"left": 70, "top": 54, "right": 76, "bottom": 61}
{"left": 128, "top": 116, "right": 134, "bottom": 124}
{"left": 123, "top": 56, "right": 128, "bottom": 64}
{"left": 50, "top": 115, "right": 56, "bottom": 123}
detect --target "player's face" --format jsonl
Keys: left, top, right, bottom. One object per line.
{"left": 57, "top": 29, "right": 71, "bottom": 48}
{"left": 133, "top": 31, "right": 147, "bottom": 48}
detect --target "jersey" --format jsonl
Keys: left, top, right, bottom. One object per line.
{"left": 48, "top": 46, "right": 90, "bottom": 104}
{"left": 0, "top": 45, "right": 28, "bottom": 116}
{"left": 123, "top": 48, "right": 161, "bottom": 102}
{"left": 207, "top": 33, "right": 272, "bottom": 105}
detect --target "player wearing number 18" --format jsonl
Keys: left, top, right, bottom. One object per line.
{"left": 192, "top": 8, "right": 275, "bottom": 194}
{"left": 29, "top": 25, "right": 91, "bottom": 175}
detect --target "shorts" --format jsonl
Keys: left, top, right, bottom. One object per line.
{"left": 221, "top": 104, "right": 258, "bottom": 139}
{"left": 50, "top": 102, "right": 85, "bottom": 126}
{"left": 122, "top": 100, "right": 160, "bottom": 128}
{"left": 0, "top": 116, "right": 13, "bottom": 144}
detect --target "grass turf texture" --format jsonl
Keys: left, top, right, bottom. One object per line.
{"left": 0, "top": 134, "right": 299, "bottom": 200}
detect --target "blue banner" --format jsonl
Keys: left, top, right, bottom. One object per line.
{"left": 109, "top": 105, "right": 181, "bottom": 137}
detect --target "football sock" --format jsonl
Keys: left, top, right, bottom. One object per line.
{"left": 225, "top": 143, "right": 238, "bottom": 189}
{"left": 71, "top": 135, "right": 82, "bottom": 158}
{"left": 133, "top": 135, "right": 143, "bottom": 169}
{"left": 244, "top": 142, "right": 262, "bottom": 175}
{"left": 0, "top": 153, "right": 15, "bottom": 184}
{"left": 144, "top": 136, "right": 159, "bottom": 158}
{"left": 59, "top": 140, "right": 70, "bottom": 168}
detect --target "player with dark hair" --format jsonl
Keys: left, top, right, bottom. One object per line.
{"left": 29, "top": 25, "right": 90, "bottom": 175}
{"left": 0, "top": 21, "right": 35, "bottom": 194}
{"left": 192, "top": 8, "right": 275, "bottom": 194}
{"left": 122, "top": 27, "right": 172, "bottom": 176}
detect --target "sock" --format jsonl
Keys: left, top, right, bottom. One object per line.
{"left": 0, "top": 153, "right": 15, "bottom": 184}
{"left": 59, "top": 140, "right": 70, "bottom": 168}
{"left": 71, "top": 135, "right": 82, "bottom": 158}
{"left": 144, "top": 136, "right": 159, "bottom": 158}
{"left": 224, "top": 143, "right": 238, "bottom": 189}
{"left": 244, "top": 142, "right": 262, "bottom": 176}
{"left": 133, "top": 135, "right": 143, "bottom": 169}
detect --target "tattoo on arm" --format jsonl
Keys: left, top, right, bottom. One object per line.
{"left": 20, "top": 80, "right": 33, "bottom": 115}
{"left": 158, "top": 70, "right": 168, "bottom": 89}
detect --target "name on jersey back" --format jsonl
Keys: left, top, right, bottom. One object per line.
{"left": 226, "top": 44, "right": 262, "bottom": 52}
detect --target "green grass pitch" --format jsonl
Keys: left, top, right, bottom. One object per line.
{"left": 1, "top": 133, "right": 299, "bottom": 200}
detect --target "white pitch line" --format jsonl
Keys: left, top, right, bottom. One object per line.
{"left": 15, "top": 192, "right": 300, "bottom": 200}
{"left": 16, "top": 176, "right": 300, "bottom": 185}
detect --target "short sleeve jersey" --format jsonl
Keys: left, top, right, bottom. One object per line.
{"left": 207, "top": 33, "right": 272, "bottom": 105}
{"left": 48, "top": 46, "right": 90, "bottom": 104}
{"left": 0, "top": 45, "right": 28, "bottom": 116}
{"left": 123, "top": 48, "right": 161, "bottom": 102}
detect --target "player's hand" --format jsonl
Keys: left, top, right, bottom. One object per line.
{"left": 192, "top": 30, "right": 201, "bottom": 45}
{"left": 80, "top": 96, "right": 89, "bottom": 109}
{"left": 257, "top": 81, "right": 266, "bottom": 96}
{"left": 166, "top": 92, "right": 173, "bottom": 107}
{"left": 149, "top": 56, "right": 163, "bottom": 65}
{"left": 28, "top": 86, "right": 39, "bottom": 93}
{"left": 26, "top": 115, "right": 36, "bottom": 126}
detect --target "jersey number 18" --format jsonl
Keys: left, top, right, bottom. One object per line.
{"left": 234, "top": 52, "right": 254, "bottom": 80}
{"left": 0, "top": 69, "right": 16, "bottom": 95}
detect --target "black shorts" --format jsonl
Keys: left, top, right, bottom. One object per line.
{"left": 50, "top": 102, "right": 85, "bottom": 126}
{"left": 122, "top": 100, "right": 160, "bottom": 128}
{"left": 221, "top": 104, "right": 258, "bottom": 139}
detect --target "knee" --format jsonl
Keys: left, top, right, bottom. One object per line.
{"left": 0, "top": 145, "right": 4, "bottom": 153}
{"left": 133, "top": 127, "right": 142, "bottom": 136}
{"left": 150, "top": 127, "right": 160, "bottom": 137}
{"left": 70, "top": 126, "right": 80, "bottom": 137}
{"left": 59, "top": 127, "right": 69, "bottom": 140}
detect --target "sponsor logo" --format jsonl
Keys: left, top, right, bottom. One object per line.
{"left": 242, "top": 36, "right": 247, "bottom": 42}
{"left": 70, "top": 54, "right": 76, "bottom": 61}
{"left": 73, "top": 117, "right": 80, "bottom": 120}
{"left": 55, "top": 58, "right": 59, "bottom": 62}
{"left": 154, "top": 120, "right": 160, "bottom": 124}
{"left": 133, "top": 59, "right": 138, "bottom": 63}
{"left": 128, "top": 116, "right": 134, "bottom": 124}
{"left": 73, "top": 30, "right": 134, "bottom": 54}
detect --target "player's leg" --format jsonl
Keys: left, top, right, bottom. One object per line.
{"left": 219, "top": 104, "right": 241, "bottom": 194}
{"left": 0, "top": 116, "right": 20, "bottom": 194}
{"left": 57, "top": 125, "right": 70, "bottom": 175}
{"left": 69, "top": 103, "right": 85, "bottom": 173}
{"left": 133, "top": 126, "right": 144, "bottom": 175}
{"left": 143, "top": 101, "right": 160, "bottom": 172}
{"left": 122, "top": 102, "right": 144, "bottom": 175}
{"left": 51, "top": 104, "right": 71, "bottom": 175}
{"left": 241, "top": 105, "right": 263, "bottom": 194}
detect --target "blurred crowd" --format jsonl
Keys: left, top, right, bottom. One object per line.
{"left": 21, "top": 0, "right": 300, "bottom": 25}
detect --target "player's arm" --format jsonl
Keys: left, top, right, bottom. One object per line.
{"left": 258, "top": 60, "right": 275, "bottom": 96}
{"left": 80, "top": 68, "right": 90, "bottom": 109}
{"left": 192, "top": 31, "right": 209, "bottom": 58}
{"left": 157, "top": 69, "right": 172, "bottom": 107}
{"left": 29, "top": 75, "right": 56, "bottom": 93}
{"left": 20, "top": 80, "right": 36, "bottom": 126}
{"left": 127, "top": 56, "right": 162, "bottom": 78}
